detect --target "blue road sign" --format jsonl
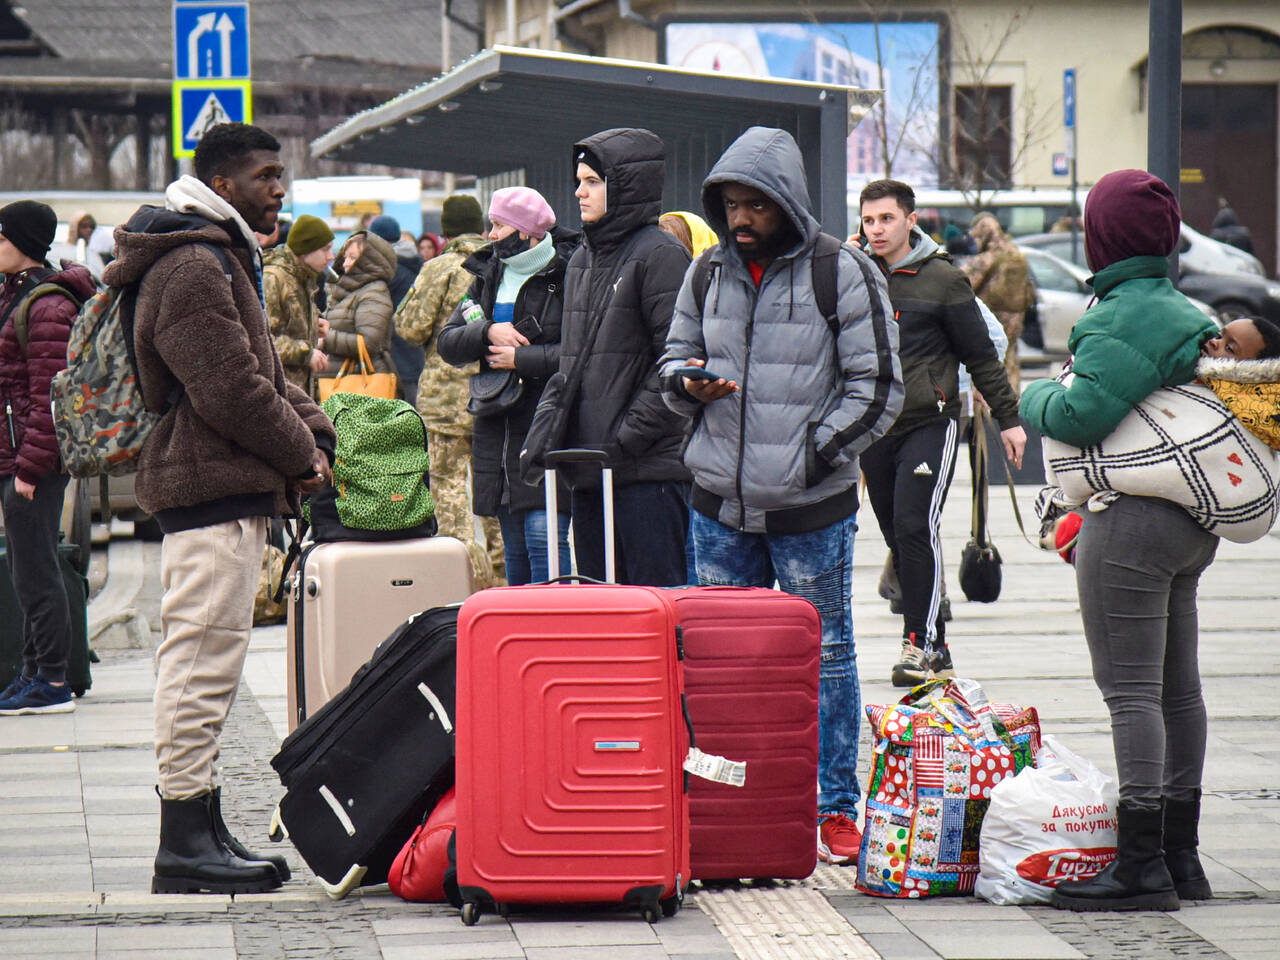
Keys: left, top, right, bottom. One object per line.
{"left": 1063, "top": 68, "right": 1076, "bottom": 129}
{"left": 173, "top": 4, "right": 250, "bottom": 80}
{"left": 172, "top": 81, "right": 252, "bottom": 157}
{"left": 1053, "top": 153, "right": 1069, "bottom": 176}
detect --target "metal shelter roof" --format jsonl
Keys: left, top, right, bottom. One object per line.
{"left": 311, "top": 46, "right": 879, "bottom": 236}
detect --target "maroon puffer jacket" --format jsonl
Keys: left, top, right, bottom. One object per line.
{"left": 0, "top": 260, "right": 96, "bottom": 483}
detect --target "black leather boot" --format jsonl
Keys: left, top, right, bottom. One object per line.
{"left": 1164, "top": 791, "right": 1212, "bottom": 901}
{"left": 211, "top": 787, "right": 291, "bottom": 882}
{"left": 152, "top": 793, "right": 283, "bottom": 894}
{"left": 1051, "top": 803, "right": 1180, "bottom": 912}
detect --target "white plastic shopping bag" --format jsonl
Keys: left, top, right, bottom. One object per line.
{"left": 975, "top": 735, "right": 1118, "bottom": 905}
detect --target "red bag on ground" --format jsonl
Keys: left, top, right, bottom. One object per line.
{"left": 389, "top": 787, "right": 457, "bottom": 902}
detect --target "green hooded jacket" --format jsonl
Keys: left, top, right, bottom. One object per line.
{"left": 1020, "top": 255, "right": 1217, "bottom": 448}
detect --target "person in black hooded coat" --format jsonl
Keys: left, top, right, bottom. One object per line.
{"left": 543, "top": 127, "right": 692, "bottom": 585}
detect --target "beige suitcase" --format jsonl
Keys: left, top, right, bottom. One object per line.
{"left": 286, "top": 536, "right": 474, "bottom": 731}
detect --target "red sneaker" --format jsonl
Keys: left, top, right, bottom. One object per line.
{"left": 818, "top": 814, "right": 863, "bottom": 865}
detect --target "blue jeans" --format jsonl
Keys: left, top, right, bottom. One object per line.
{"left": 690, "top": 509, "right": 861, "bottom": 817}
{"left": 497, "top": 508, "right": 571, "bottom": 585}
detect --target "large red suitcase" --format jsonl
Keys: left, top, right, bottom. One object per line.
{"left": 454, "top": 450, "right": 690, "bottom": 925}
{"left": 672, "top": 586, "right": 821, "bottom": 882}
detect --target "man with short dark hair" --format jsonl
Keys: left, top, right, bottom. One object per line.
{"left": 107, "top": 122, "right": 336, "bottom": 894}
{"left": 858, "top": 179, "right": 1025, "bottom": 687}
{"left": 661, "top": 127, "right": 903, "bottom": 865}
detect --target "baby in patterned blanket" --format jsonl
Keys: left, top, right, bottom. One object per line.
{"left": 1197, "top": 315, "right": 1280, "bottom": 451}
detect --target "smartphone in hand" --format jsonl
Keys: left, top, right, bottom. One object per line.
{"left": 674, "top": 365, "right": 727, "bottom": 381}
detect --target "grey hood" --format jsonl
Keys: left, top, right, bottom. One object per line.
{"left": 890, "top": 226, "right": 941, "bottom": 271}
{"left": 701, "top": 127, "right": 821, "bottom": 250}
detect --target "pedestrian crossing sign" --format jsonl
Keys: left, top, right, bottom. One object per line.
{"left": 171, "top": 79, "right": 252, "bottom": 158}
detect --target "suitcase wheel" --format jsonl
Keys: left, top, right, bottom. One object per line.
{"left": 660, "top": 896, "right": 680, "bottom": 919}
{"left": 641, "top": 906, "right": 659, "bottom": 924}
{"left": 460, "top": 901, "right": 481, "bottom": 926}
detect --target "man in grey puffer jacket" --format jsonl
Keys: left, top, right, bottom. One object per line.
{"left": 660, "top": 126, "right": 903, "bottom": 866}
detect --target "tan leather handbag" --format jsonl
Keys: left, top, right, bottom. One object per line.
{"left": 317, "top": 335, "right": 397, "bottom": 402}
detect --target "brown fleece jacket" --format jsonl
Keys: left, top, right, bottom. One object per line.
{"left": 105, "top": 208, "right": 334, "bottom": 519}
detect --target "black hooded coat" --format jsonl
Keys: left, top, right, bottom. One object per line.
{"left": 555, "top": 128, "right": 693, "bottom": 488}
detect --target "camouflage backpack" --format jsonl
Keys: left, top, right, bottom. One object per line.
{"left": 306, "top": 392, "right": 435, "bottom": 537}
{"left": 51, "top": 244, "right": 232, "bottom": 477}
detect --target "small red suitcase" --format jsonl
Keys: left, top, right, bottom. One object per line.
{"left": 673, "top": 586, "right": 821, "bottom": 882}
{"left": 455, "top": 450, "right": 690, "bottom": 925}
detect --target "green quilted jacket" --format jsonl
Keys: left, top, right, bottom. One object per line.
{"left": 1020, "top": 255, "right": 1218, "bottom": 448}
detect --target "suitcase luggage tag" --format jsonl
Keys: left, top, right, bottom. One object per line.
{"left": 683, "top": 747, "right": 747, "bottom": 787}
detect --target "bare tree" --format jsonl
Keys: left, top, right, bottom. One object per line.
{"left": 938, "top": 2, "right": 1057, "bottom": 209}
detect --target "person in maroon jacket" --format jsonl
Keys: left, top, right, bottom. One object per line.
{"left": 0, "top": 201, "right": 95, "bottom": 717}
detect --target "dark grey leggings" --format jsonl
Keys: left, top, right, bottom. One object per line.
{"left": 1074, "top": 495, "right": 1218, "bottom": 809}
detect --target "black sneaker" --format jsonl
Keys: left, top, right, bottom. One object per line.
{"left": 927, "top": 645, "right": 956, "bottom": 681}
{"left": 0, "top": 677, "right": 74, "bottom": 715}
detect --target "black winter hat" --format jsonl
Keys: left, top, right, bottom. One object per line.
{"left": 0, "top": 200, "right": 57, "bottom": 264}
{"left": 440, "top": 195, "right": 484, "bottom": 238}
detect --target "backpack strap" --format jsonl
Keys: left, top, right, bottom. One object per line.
{"left": 11, "top": 282, "right": 85, "bottom": 358}
{"left": 810, "top": 233, "right": 844, "bottom": 342}
{"left": 690, "top": 247, "right": 717, "bottom": 316}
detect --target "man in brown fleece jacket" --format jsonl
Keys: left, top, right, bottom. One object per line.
{"left": 104, "top": 123, "right": 335, "bottom": 895}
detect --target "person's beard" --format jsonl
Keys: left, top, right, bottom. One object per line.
{"left": 731, "top": 221, "right": 802, "bottom": 264}
{"left": 493, "top": 232, "right": 529, "bottom": 260}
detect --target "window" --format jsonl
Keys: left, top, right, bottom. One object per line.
{"left": 954, "top": 85, "right": 1012, "bottom": 188}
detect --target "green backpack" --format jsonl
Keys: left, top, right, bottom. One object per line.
{"left": 311, "top": 393, "right": 435, "bottom": 535}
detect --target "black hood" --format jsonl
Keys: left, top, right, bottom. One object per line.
{"left": 572, "top": 128, "right": 665, "bottom": 251}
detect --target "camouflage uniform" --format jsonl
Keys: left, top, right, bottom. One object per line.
{"left": 395, "top": 234, "right": 505, "bottom": 587}
{"left": 263, "top": 245, "right": 322, "bottom": 396}
{"left": 963, "top": 216, "right": 1032, "bottom": 393}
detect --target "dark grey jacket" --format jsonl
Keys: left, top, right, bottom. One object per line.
{"left": 661, "top": 126, "right": 903, "bottom": 534}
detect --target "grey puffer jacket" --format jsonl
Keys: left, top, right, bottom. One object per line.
{"left": 661, "top": 126, "right": 903, "bottom": 534}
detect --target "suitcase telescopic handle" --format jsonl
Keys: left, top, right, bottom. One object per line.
{"left": 544, "top": 448, "right": 615, "bottom": 584}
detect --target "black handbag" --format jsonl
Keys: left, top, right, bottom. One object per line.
{"left": 466, "top": 368, "right": 524, "bottom": 417}
{"left": 959, "top": 405, "right": 1003, "bottom": 603}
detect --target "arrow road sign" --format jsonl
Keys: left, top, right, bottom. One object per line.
{"left": 172, "top": 80, "right": 252, "bottom": 157}
{"left": 173, "top": 4, "right": 250, "bottom": 80}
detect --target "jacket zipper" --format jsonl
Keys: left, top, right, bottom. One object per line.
{"left": 4, "top": 395, "right": 15, "bottom": 450}
{"left": 734, "top": 286, "right": 759, "bottom": 530}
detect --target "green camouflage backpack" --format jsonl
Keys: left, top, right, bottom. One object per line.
{"left": 310, "top": 393, "right": 435, "bottom": 535}
{"left": 50, "top": 244, "right": 232, "bottom": 477}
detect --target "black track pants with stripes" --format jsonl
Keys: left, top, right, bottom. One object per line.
{"left": 860, "top": 418, "right": 959, "bottom": 650}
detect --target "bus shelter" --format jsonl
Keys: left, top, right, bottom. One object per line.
{"left": 311, "top": 46, "right": 878, "bottom": 237}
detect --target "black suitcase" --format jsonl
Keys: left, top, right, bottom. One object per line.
{"left": 0, "top": 538, "right": 93, "bottom": 697}
{"left": 268, "top": 605, "right": 458, "bottom": 899}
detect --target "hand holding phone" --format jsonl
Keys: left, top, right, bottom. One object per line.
{"left": 675, "top": 359, "right": 738, "bottom": 403}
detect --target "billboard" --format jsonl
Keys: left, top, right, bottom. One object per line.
{"left": 664, "top": 19, "right": 942, "bottom": 187}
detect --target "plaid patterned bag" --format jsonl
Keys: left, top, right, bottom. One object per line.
{"left": 857, "top": 678, "right": 1041, "bottom": 898}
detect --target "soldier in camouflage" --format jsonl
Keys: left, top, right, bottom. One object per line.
{"left": 395, "top": 195, "right": 505, "bottom": 587}
{"left": 962, "top": 213, "right": 1032, "bottom": 392}
{"left": 263, "top": 215, "right": 334, "bottom": 397}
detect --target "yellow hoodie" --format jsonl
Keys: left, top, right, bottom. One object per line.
{"left": 660, "top": 211, "right": 718, "bottom": 257}
{"left": 1197, "top": 356, "right": 1280, "bottom": 450}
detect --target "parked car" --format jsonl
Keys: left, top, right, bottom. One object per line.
{"left": 1018, "top": 246, "right": 1218, "bottom": 359}
{"left": 1018, "top": 230, "right": 1280, "bottom": 324}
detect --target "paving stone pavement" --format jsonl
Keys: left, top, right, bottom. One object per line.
{"left": 2, "top": 475, "right": 1279, "bottom": 959}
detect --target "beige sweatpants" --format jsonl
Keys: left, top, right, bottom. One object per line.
{"left": 154, "top": 516, "right": 266, "bottom": 800}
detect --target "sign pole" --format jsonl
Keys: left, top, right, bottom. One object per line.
{"left": 1064, "top": 67, "right": 1081, "bottom": 267}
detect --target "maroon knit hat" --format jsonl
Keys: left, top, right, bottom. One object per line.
{"left": 1083, "top": 169, "right": 1181, "bottom": 273}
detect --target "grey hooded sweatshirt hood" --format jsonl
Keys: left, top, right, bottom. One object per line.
{"left": 661, "top": 126, "right": 903, "bottom": 534}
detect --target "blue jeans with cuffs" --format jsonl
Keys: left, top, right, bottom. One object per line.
{"left": 690, "top": 509, "right": 861, "bottom": 818}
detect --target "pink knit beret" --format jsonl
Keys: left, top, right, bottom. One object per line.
{"left": 487, "top": 187, "right": 555, "bottom": 239}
